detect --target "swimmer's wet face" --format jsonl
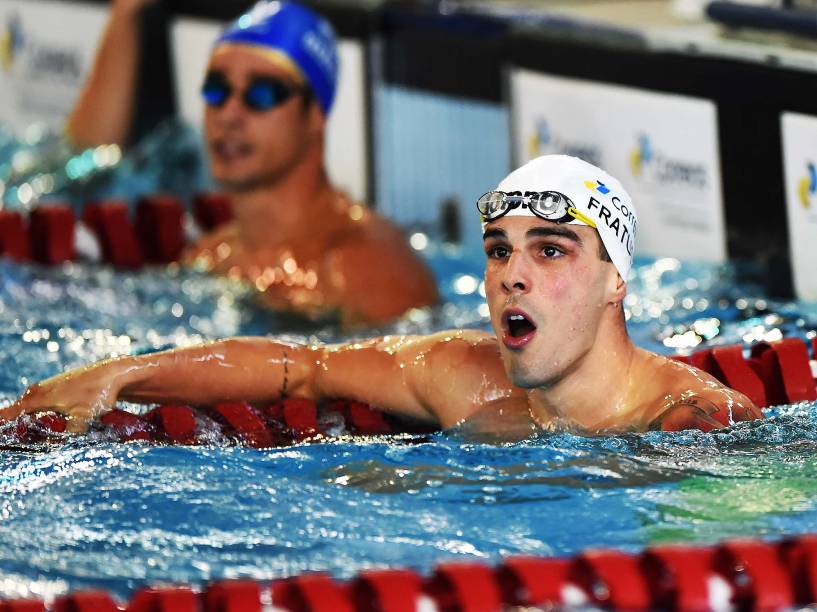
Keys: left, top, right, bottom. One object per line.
{"left": 204, "top": 47, "right": 324, "bottom": 192}
{"left": 483, "top": 215, "right": 621, "bottom": 389}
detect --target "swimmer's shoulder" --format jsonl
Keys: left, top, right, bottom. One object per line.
{"left": 425, "top": 331, "right": 515, "bottom": 393}
{"left": 633, "top": 349, "right": 762, "bottom": 431}
{"left": 182, "top": 221, "right": 239, "bottom": 265}
{"left": 319, "top": 203, "right": 438, "bottom": 324}
{"left": 325, "top": 197, "right": 426, "bottom": 258}
{"left": 412, "top": 330, "right": 521, "bottom": 426}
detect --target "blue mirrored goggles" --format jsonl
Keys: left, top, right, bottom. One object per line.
{"left": 201, "top": 72, "right": 309, "bottom": 112}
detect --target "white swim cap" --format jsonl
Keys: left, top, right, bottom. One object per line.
{"left": 480, "top": 155, "right": 638, "bottom": 280}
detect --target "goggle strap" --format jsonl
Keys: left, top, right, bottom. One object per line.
{"left": 568, "top": 207, "right": 597, "bottom": 228}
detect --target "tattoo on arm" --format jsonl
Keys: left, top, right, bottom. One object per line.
{"left": 674, "top": 396, "right": 720, "bottom": 415}
{"left": 650, "top": 395, "right": 724, "bottom": 432}
{"left": 281, "top": 350, "right": 289, "bottom": 399}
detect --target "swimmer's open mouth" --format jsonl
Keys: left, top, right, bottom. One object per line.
{"left": 502, "top": 308, "right": 537, "bottom": 349}
{"left": 211, "top": 139, "right": 254, "bottom": 160}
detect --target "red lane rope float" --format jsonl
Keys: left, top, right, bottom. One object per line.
{"left": 641, "top": 545, "right": 716, "bottom": 611}
{"left": 750, "top": 338, "right": 817, "bottom": 405}
{"left": 570, "top": 549, "right": 652, "bottom": 611}
{"left": 4, "top": 398, "right": 439, "bottom": 448}
{"left": 349, "top": 569, "right": 424, "bottom": 612}
{"left": 496, "top": 556, "right": 571, "bottom": 607}
{"left": 715, "top": 540, "right": 796, "bottom": 611}
{"left": 684, "top": 337, "right": 817, "bottom": 410}
{"left": 29, "top": 206, "right": 75, "bottom": 265}
{"left": 0, "top": 601, "right": 46, "bottom": 612}
{"left": 0, "top": 194, "right": 233, "bottom": 268}
{"left": 424, "top": 562, "right": 503, "bottom": 612}
{"left": 780, "top": 535, "right": 817, "bottom": 604}
{"left": 272, "top": 575, "right": 354, "bottom": 612}
{"left": 83, "top": 201, "right": 144, "bottom": 269}
{"left": 134, "top": 196, "right": 186, "bottom": 264}
{"left": 690, "top": 345, "right": 768, "bottom": 408}
{"left": 8, "top": 535, "right": 817, "bottom": 611}
{"left": 0, "top": 210, "right": 30, "bottom": 261}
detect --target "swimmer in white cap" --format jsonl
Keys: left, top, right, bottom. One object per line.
{"left": 68, "top": 0, "right": 437, "bottom": 326}
{"left": 2, "top": 156, "right": 761, "bottom": 435}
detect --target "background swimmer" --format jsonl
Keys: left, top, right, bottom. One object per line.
{"left": 0, "top": 156, "right": 761, "bottom": 434}
{"left": 68, "top": 0, "right": 438, "bottom": 326}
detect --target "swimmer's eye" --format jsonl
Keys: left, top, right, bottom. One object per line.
{"left": 540, "top": 245, "right": 564, "bottom": 258}
{"left": 486, "top": 245, "right": 509, "bottom": 259}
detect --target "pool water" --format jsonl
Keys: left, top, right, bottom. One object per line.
{"left": 0, "top": 251, "right": 815, "bottom": 602}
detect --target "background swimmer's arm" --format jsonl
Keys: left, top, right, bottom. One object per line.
{"left": 66, "top": 0, "right": 156, "bottom": 148}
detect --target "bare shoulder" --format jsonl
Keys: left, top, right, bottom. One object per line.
{"left": 327, "top": 211, "right": 431, "bottom": 274}
{"left": 182, "top": 222, "right": 239, "bottom": 264}
{"left": 635, "top": 350, "right": 763, "bottom": 431}
{"left": 388, "top": 329, "right": 504, "bottom": 374}
{"left": 400, "top": 330, "right": 521, "bottom": 427}
{"left": 320, "top": 210, "right": 439, "bottom": 324}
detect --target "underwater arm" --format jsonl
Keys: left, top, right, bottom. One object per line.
{"left": 66, "top": 0, "right": 156, "bottom": 148}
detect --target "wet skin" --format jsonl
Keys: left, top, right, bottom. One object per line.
{"left": 185, "top": 46, "right": 438, "bottom": 325}
{"left": 1, "top": 216, "right": 762, "bottom": 435}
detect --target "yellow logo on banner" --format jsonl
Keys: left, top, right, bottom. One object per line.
{"left": 0, "top": 14, "right": 23, "bottom": 72}
{"left": 528, "top": 120, "right": 551, "bottom": 160}
{"left": 629, "top": 134, "right": 651, "bottom": 177}
{"left": 799, "top": 163, "right": 817, "bottom": 209}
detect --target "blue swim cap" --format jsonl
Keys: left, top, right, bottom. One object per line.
{"left": 214, "top": 1, "right": 339, "bottom": 114}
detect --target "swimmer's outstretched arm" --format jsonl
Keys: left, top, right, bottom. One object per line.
{"left": 66, "top": 0, "right": 156, "bottom": 148}
{"left": 2, "top": 330, "right": 505, "bottom": 431}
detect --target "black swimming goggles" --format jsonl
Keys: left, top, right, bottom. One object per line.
{"left": 476, "top": 190, "right": 596, "bottom": 228}
{"left": 201, "top": 71, "right": 309, "bottom": 112}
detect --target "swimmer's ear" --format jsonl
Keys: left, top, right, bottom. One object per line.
{"left": 607, "top": 270, "right": 626, "bottom": 306}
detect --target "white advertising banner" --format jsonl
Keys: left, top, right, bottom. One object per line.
{"left": 0, "top": 0, "right": 107, "bottom": 133}
{"left": 171, "top": 17, "right": 369, "bottom": 202}
{"left": 780, "top": 112, "right": 817, "bottom": 301}
{"left": 510, "top": 69, "right": 726, "bottom": 263}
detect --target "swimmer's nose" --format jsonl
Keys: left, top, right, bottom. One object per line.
{"left": 501, "top": 252, "right": 531, "bottom": 294}
{"left": 210, "top": 92, "right": 247, "bottom": 127}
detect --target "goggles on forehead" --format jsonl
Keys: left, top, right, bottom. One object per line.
{"left": 476, "top": 190, "right": 597, "bottom": 228}
{"left": 201, "top": 71, "right": 309, "bottom": 112}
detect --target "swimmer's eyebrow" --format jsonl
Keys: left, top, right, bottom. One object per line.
{"left": 482, "top": 226, "right": 583, "bottom": 244}
{"left": 526, "top": 226, "right": 582, "bottom": 244}
{"left": 482, "top": 228, "right": 506, "bottom": 241}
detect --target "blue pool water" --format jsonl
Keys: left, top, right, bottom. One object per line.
{"left": 0, "top": 249, "right": 816, "bottom": 602}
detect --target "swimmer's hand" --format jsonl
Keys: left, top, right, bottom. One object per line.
{"left": 1, "top": 364, "right": 125, "bottom": 433}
